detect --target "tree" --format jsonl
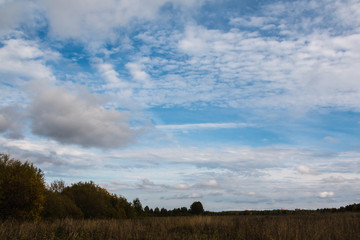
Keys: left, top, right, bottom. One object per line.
{"left": 42, "top": 190, "right": 83, "bottom": 219}
{"left": 0, "top": 154, "right": 46, "bottom": 220}
{"left": 144, "top": 205, "right": 150, "bottom": 216}
{"left": 180, "top": 207, "right": 188, "bottom": 215}
{"left": 62, "top": 181, "right": 119, "bottom": 219}
{"left": 49, "top": 179, "right": 65, "bottom": 193}
{"left": 133, "top": 198, "right": 143, "bottom": 216}
{"left": 154, "top": 207, "right": 160, "bottom": 215}
{"left": 190, "top": 201, "right": 204, "bottom": 215}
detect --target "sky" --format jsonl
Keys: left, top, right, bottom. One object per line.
{"left": 0, "top": 0, "right": 360, "bottom": 211}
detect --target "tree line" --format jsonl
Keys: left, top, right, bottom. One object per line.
{"left": 1, "top": 153, "right": 358, "bottom": 221}
{"left": 0, "top": 154, "right": 204, "bottom": 221}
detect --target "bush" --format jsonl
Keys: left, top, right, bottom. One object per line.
{"left": 0, "top": 154, "right": 46, "bottom": 220}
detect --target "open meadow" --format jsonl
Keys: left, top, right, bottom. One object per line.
{"left": 1, "top": 213, "right": 359, "bottom": 240}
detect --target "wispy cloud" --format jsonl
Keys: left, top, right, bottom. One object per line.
{"left": 156, "top": 122, "right": 253, "bottom": 130}
{"left": 324, "top": 136, "right": 340, "bottom": 143}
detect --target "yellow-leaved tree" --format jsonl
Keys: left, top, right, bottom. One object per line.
{"left": 0, "top": 154, "right": 46, "bottom": 220}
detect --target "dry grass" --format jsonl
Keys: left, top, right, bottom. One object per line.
{"left": 0, "top": 213, "right": 359, "bottom": 240}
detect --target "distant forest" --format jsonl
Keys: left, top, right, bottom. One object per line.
{"left": 0, "top": 153, "right": 359, "bottom": 221}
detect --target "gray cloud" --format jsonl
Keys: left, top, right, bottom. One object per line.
{"left": 0, "top": 0, "right": 36, "bottom": 35}
{"left": 0, "top": 106, "right": 24, "bottom": 139}
{"left": 171, "top": 193, "right": 202, "bottom": 199}
{"left": 27, "top": 80, "right": 138, "bottom": 148}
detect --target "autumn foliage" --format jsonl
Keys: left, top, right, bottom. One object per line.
{"left": 0, "top": 154, "right": 46, "bottom": 220}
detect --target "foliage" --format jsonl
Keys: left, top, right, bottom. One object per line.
{"left": 62, "top": 181, "right": 133, "bottom": 219}
{"left": 42, "top": 190, "right": 83, "bottom": 219}
{"left": 190, "top": 201, "right": 204, "bottom": 215}
{"left": 133, "top": 198, "right": 143, "bottom": 217}
{"left": 2, "top": 152, "right": 360, "bottom": 223}
{"left": 0, "top": 154, "right": 46, "bottom": 220}
{"left": 49, "top": 179, "right": 65, "bottom": 193}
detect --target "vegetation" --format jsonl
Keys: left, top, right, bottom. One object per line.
{"left": 190, "top": 201, "right": 204, "bottom": 215}
{"left": 0, "top": 214, "right": 359, "bottom": 240}
{"left": 1, "top": 153, "right": 360, "bottom": 239}
{"left": 0, "top": 154, "right": 202, "bottom": 220}
{"left": 0, "top": 154, "right": 46, "bottom": 220}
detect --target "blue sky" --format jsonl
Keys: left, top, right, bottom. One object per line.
{"left": 1, "top": 0, "right": 360, "bottom": 211}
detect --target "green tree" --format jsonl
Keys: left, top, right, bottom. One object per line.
{"left": 0, "top": 154, "right": 46, "bottom": 220}
{"left": 190, "top": 201, "right": 204, "bottom": 215}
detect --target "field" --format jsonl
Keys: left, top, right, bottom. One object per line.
{"left": 0, "top": 213, "right": 359, "bottom": 240}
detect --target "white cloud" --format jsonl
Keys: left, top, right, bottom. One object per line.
{"left": 0, "top": 38, "right": 56, "bottom": 82}
{"left": 171, "top": 184, "right": 189, "bottom": 190}
{"left": 318, "top": 191, "right": 334, "bottom": 198}
{"left": 162, "top": 0, "right": 360, "bottom": 111}
{"left": 125, "top": 61, "right": 153, "bottom": 88}
{"left": 38, "top": 0, "right": 201, "bottom": 44}
{"left": 230, "top": 16, "right": 275, "bottom": 28}
{"left": 174, "top": 193, "right": 202, "bottom": 199}
{"left": 295, "top": 165, "right": 319, "bottom": 175}
{"left": 97, "top": 62, "right": 129, "bottom": 89}
{"left": 196, "top": 180, "right": 219, "bottom": 188}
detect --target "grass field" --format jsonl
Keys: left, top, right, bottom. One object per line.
{"left": 1, "top": 213, "right": 359, "bottom": 240}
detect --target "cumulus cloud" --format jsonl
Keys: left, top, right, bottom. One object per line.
{"left": 26, "top": 80, "right": 138, "bottom": 148}
{"left": 295, "top": 165, "right": 319, "bottom": 175}
{"left": 318, "top": 191, "right": 334, "bottom": 198}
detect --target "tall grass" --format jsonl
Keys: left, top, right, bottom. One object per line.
{"left": 0, "top": 213, "right": 359, "bottom": 240}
